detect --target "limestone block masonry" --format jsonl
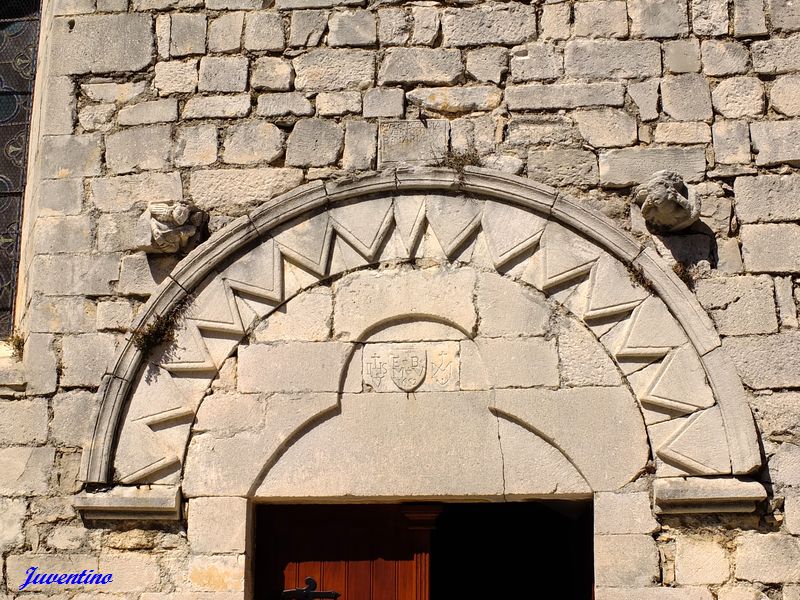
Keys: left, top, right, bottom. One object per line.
{"left": 2, "top": 0, "right": 800, "bottom": 597}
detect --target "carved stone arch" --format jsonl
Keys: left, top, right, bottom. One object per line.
{"left": 77, "top": 167, "right": 765, "bottom": 517}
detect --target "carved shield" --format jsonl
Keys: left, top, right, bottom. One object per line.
{"left": 389, "top": 346, "right": 426, "bottom": 392}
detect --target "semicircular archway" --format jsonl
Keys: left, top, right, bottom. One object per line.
{"left": 78, "top": 167, "right": 764, "bottom": 516}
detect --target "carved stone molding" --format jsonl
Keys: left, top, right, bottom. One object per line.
{"left": 79, "top": 167, "right": 763, "bottom": 515}
{"left": 73, "top": 486, "right": 181, "bottom": 520}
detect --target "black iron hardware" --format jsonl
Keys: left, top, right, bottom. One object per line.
{"left": 281, "top": 577, "right": 340, "bottom": 600}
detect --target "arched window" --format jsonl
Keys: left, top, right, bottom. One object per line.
{"left": 0, "top": 0, "right": 40, "bottom": 336}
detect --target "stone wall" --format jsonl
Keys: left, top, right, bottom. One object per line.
{"left": 1, "top": 0, "right": 800, "bottom": 597}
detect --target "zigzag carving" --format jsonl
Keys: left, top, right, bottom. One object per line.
{"left": 116, "top": 194, "right": 724, "bottom": 485}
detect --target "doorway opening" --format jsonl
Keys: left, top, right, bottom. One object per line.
{"left": 254, "top": 501, "right": 593, "bottom": 600}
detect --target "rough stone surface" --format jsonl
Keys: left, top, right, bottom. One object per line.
{"left": 528, "top": 149, "right": 599, "bottom": 187}
{"left": 734, "top": 0, "right": 768, "bottom": 37}
{"left": 771, "top": 75, "right": 800, "bottom": 117}
{"left": 692, "top": 0, "right": 729, "bottom": 35}
{"left": 675, "top": 537, "right": 730, "bottom": 585}
{"left": 295, "top": 49, "right": 375, "bottom": 90}
{"left": 594, "top": 491, "right": 658, "bottom": 534}
{"left": 328, "top": 10, "right": 376, "bottom": 47}
{"left": 594, "top": 535, "right": 660, "bottom": 587}
{"left": 343, "top": 121, "right": 377, "bottom": 170}
{"left": 665, "top": 39, "right": 701, "bottom": 74}
{"left": 599, "top": 148, "right": 707, "bottom": 186}
{"left": 289, "top": 10, "right": 328, "bottom": 47}
{"left": 176, "top": 124, "right": 218, "bottom": 167}
{"left": 189, "top": 168, "right": 304, "bottom": 215}
{"left": 735, "top": 175, "right": 800, "bottom": 223}
{"left": 51, "top": 14, "right": 153, "bottom": 74}
{"left": 252, "top": 57, "right": 294, "bottom": 91}
{"left": 223, "top": 121, "right": 284, "bottom": 165}
{"left": 184, "top": 94, "right": 251, "bottom": 119}
{"left": 317, "top": 92, "right": 361, "bottom": 116}
{"left": 662, "top": 74, "right": 713, "bottom": 121}
{"left": 363, "top": 88, "right": 404, "bottom": 118}
{"left": 575, "top": 109, "right": 637, "bottom": 148}
{"left": 199, "top": 56, "right": 249, "bottom": 93}
{"left": 695, "top": 276, "right": 778, "bottom": 335}
{"left": 118, "top": 99, "right": 178, "bottom": 126}
{"left": 735, "top": 533, "right": 800, "bottom": 583}
{"left": 285, "top": 119, "right": 343, "bottom": 167}
{"left": 406, "top": 87, "right": 501, "bottom": 113}
{"left": 188, "top": 497, "right": 247, "bottom": 553}
{"left": 466, "top": 47, "right": 507, "bottom": 84}
{"left": 654, "top": 122, "right": 711, "bottom": 145}
{"left": 768, "top": 0, "right": 800, "bottom": 31}
{"left": 40, "top": 134, "right": 103, "bottom": 179}
{"left": 154, "top": 60, "right": 198, "bottom": 95}
{"left": 379, "top": 48, "right": 463, "bottom": 86}
{"left": 713, "top": 120, "right": 751, "bottom": 164}
{"left": 573, "top": 1, "right": 628, "bottom": 38}
{"left": 0, "top": 400, "right": 48, "bottom": 445}
{"left": 208, "top": 11, "right": 244, "bottom": 52}
{"left": 712, "top": 77, "right": 764, "bottom": 119}
{"left": 506, "top": 83, "right": 625, "bottom": 110}
{"left": 722, "top": 330, "right": 800, "bottom": 388}
{"left": 702, "top": 40, "right": 750, "bottom": 76}
{"left": 509, "top": 43, "right": 562, "bottom": 82}
{"left": 256, "top": 93, "right": 314, "bottom": 118}
{"left": 564, "top": 40, "right": 661, "bottom": 79}
{"left": 751, "top": 121, "right": 800, "bottom": 166}
{"left": 441, "top": 5, "right": 537, "bottom": 47}
{"left": 105, "top": 125, "right": 172, "bottom": 174}
{"left": 752, "top": 37, "right": 800, "bottom": 74}
{"left": 171, "top": 13, "right": 207, "bottom": 57}
{"left": 243, "top": 12, "right": 285, "bottom": 51}
{"left": 628, "top": 0, "right": 689, "bottom": 37}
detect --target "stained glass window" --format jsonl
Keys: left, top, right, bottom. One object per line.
{"left": 0, "top": 0, "right": 40, "bottom": 337}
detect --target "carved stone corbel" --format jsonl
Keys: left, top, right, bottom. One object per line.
{"left": 135, "top": 200, "right": 206, "bottom": 254}
{"left": 632, "top": 170, "right": 700, "bottom": 233}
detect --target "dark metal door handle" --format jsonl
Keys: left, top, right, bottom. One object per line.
{"left": 281, "top": 577, "right": 341, "bottom": 600}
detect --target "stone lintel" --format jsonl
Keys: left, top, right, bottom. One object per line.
{"left": 73, "top": 485, "right": 181, "bottom": 520}
{"left": 654, "top": 477, "right": 767, "bottom": 514}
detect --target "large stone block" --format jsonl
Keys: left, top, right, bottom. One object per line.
{"left": 0, "top": 400, "right": 48, "bottom": 445}
{"left": 751, "top": 121, "right": 800, "bottom": 166}
{"left": 363, "top": 88, "right": 404, "bottom": 117}
{"left": 695, "top": 276, "right": 778, "bottom": 335}
{"left": 712, "top": 77, "right": 764, "bottom": 119}
{"left": 735, "top": 175, "right": 800, "bottom": 222}
{"left": 599, "top": 148, "right": 706, "bottom": 187}
{"left": 118, "top": 99, "right": 179, "bottom": 126}
{"left": 733, "top": 0, "right": 768, "bottom": 36}
{"left": 189, "top": 168, "right": 303, "bottom": 215}
{"left": 712, "top": 120, "right": 751, "bottom": 164}
{"left": 466, "top": 47, "right": 508, "bottom": 84}
{"left": 252, "top": 57, "right": 294, "bottom": 91}
{"left": 27, "top": 296, "right": 96, "bottom": 334}
{"left": 199, "top": 56, "right": 249, "bottom": 93}
{"left": 223, "top": 121, "right": 283, "bottom": 165}
{"left": 343, "top": 121, "right": 377, "bottom": 171}
{"left": 771, "top": 75, "right": 800, "bottom": 117}
{"left": 285, "top": 119, "right": 343, "bottom": 167}
{"left": 34, "top": 215, "right": 92, "bottom": 253}
{"left": 702, "top": 40, "right": 749, "bottom": 76}
{"left": 573, "top": 1, "right": 628, "bottom": 38}
{"left": 99, "top": 553, "right": 160, "bottom": 592}
{"left": 675, "top": 537, "right": 730, "bottom": 585}
{"left": 40, "top": 134, "right": 102, "bottom": 179}
{"left": 256, "top": 93, "right": 314, "bottom": 118}
{"left": 741, "top": 223, "right": 800, "bottom": 272}
{"left": 0, "top": 448, "right": 54, "bottom": 495}
{"left": 328, "top": 10, "right": 376, "bottom": 47}
{"left": 509, "top": 43, "right": 562, "bottom": 82}
{"left": 0, "top": 498, "right": 25, "bottom": 550}
{"left": 208, "top": 12, "right": 244, "bottom": 52}
{"left": 692, "top": 0, "right": 729, "bottom": 35}
{"left": 243, "top": 12, "right": 285, "bottom": 52}
{"left": 188, "top": 497, "right": 247, "bottom": 553}
{"left": 253, "top": 287, "right": 332, "bottom": 342}
{"left": 317, "top": 91, "right": 361, "bottom": 116}
{"left": 238, "top": 342, "right": 360, "bottom": 393}
{"left": 294, "top": 49, "right": 375, "bottom": 90}
{"left": 441, "top": 5, "right": 537, "bottom": 47}
{"left": 154, "top": 59, "right": 198, "bottom": 95}
{"left": 722, "top": 331, "right": 800, "bottom": 389}
{"left": 51, "top": 14, "right": 152, "bottom": 74}
{"left": 289, "top": 10, "right": 328, "bottom": 46}
{"left": 379, "top": 48, "right": 463, "bottom": 86}
{"left": 506, "top": 82, "right": 625, "bottom": 110}
{"left": 461, "top": 337, "right": 559, "bottom": 388}
{"left": 735, "top": 533, "right": 800, "bottom": 583}
{"left": 752, "top": 36, "right": 800, "bottom": 74}
{"left": 183, "top": 94, "right": 251, "bottom": 119}
{"left": 575, "top": 109, "right": 637, "bottom": 147}
{"left": 662, "top": 74, "right": 713, "bottom": 121}
{"left": 51, "top": 390, "right": 94, "bottom": 447}
{"left": 768, "top": 0, "right": 800, "bottom": 31}
{"left": 557, "top": 318, "right": 621, "bottom": 387}
{"left": 406, "top": 86, "right": 502, "bottom": 113}
{"left": 527, "top": 149, "right": 598, "bottom": 187}
{"left": 594, "top": 491, "right": 658, "bottom": 534}
{"left": 476, "top": 273, "right": 550, "bottom": 337}
{"left": 171, "top": 13, "right": 207, "bottom": 56}
{"left": 594, "top": 535, "right": 660, "bottom": 587}
{"left": 40, "top": 178, "right": 82, "bottom": 215}
{"left": 30, "top": 253, "right": 120, "bottom": 295}
{"left": 89, "top": 172, "right": 182, "bottom": 212}
{"left": 105, "top": 125, "right": 172, "bottom": 174}
{"left": 628, "top": 0, "right": 689, "bottom": 37}
{"left": 61, "top": 333, "right": 118, "bottom": 387}
{"left": 564, "top": 40, "right": 661, "bottom": 79}
{"left": 333, "top": 267, "right": 477, "bottom": 341}
{"left": 176, "top": 124, "right": 218, "bottom": 167}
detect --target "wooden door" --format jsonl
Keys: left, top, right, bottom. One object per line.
{"left": 256, "top": 505, "right": 438, "bottom": 600}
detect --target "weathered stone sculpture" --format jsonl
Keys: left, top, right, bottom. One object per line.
{"left": 632, "top": 170, "right": 700, "bottom": 232}
{"left": 135, "top": 200, "right": 206, "bottom": 254}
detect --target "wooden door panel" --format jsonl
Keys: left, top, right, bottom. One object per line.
{"left": 256, "top": 505, "right": 434, "bottom": 600}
